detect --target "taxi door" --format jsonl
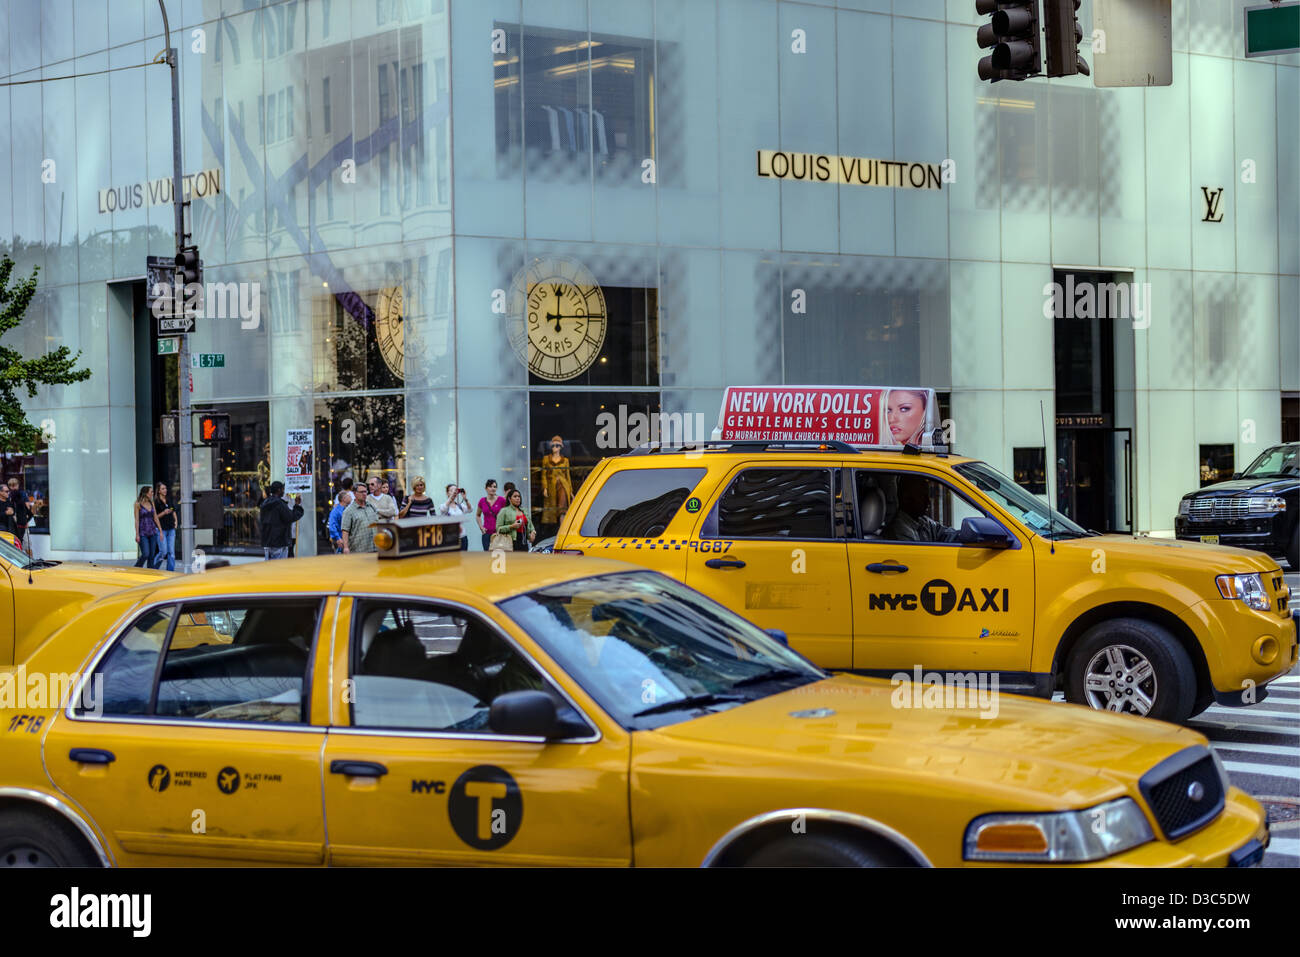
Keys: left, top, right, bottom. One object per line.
{"left": 322, "top": 596, "right": 630, "bottom": 866}
{"left": 683, "top": 463, "right": 853, "bottom": 668}
{"left": 847, "top": 467, "right": 1035, "bottom": 673}
{"left": 43, "top": 597, "right": 332, "bottom": 866}
{"left": 0, "top": 557, "right": 12, "bottom": 664}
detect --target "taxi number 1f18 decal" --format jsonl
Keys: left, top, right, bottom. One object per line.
{"left": 868, "top": 579, "right": 1009, "bottom": 616}
{"left": 448, "top": 765, "right": 523, "bottom": 850}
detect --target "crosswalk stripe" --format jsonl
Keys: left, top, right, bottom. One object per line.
{"left": 1199, "top": 707, "right": 1300, "bottom": 719}
{"left": 1266, "top": 837, "right": 1299, "bottom": 858}
{"left": 1223, "top": 760, "right": 1300, "bottom": 780}
{"left": 1191, "top": 721, "right": 1298, "bottom": 736}
{"left": 1211, "top": 742, "right": 1300, "bottom": 757}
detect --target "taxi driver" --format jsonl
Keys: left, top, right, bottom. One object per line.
{"left": 885, "top": 474, "right": 960, "bottom": 543}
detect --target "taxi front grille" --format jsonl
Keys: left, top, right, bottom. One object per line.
{"left": 1139, "top": 749, "right": 1225, "bottom": 841}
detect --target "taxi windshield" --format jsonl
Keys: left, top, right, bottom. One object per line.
{"left": 0, "top": 535, "right": 31, "bottom": 568}
{"left": 499, "top": 571, "right": 824, "bottom": 729}
{"left": 954, "top": 461, "right": 1091, "bottom": 539}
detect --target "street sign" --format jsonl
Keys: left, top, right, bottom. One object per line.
{"left": 160, "top": 316, "right": 196, "bottom": 333}
{"left": 157, "top": 337, "right": 179, "bottom": 356}
{"left": 1246, "top": 2, "right": 1300, "bottom": 57}
{"left": 191, "top": 353, "right": 225, "bottom": 369}
{"left": 147, "top": 254, "right": 202, "bottom": 334}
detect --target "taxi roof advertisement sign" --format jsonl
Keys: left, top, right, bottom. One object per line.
{"left": 714, "top": 385, "right": 937, "bottom": 446}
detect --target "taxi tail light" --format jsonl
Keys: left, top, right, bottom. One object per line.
{"left": 975, "top": 823, "right": 1048, "bottom": 855}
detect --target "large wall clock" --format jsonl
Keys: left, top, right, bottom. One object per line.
{"left": 375, "top": 285, "right": 404, "bottom": 380}
{"left": 508, "top": 257, "right": 607, "bottom": 381}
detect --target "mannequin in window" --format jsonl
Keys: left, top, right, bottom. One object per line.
{"left": 541, "top": 435, "right": 574, "bottom": 526}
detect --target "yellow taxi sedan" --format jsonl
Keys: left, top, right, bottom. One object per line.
{"left": 0, "top": 518, "right": 1269, "bottom": 867}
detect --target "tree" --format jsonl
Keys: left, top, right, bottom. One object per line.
{"left": 0, "top": 256, "right": 92, "bottom": 453}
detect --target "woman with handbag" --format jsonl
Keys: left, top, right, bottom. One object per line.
{"left": 494, "top": 488, "right": 536, "bottom": 552}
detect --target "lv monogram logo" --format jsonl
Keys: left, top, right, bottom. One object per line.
{"left": 1201, "top": 186, "right": 1225, "bottom": 223}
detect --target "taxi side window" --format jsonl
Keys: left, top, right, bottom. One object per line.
{"left": 351, "top": 602, "right": 558, "bottom": 734}
{"left": 855, "top": 471, "right": 984, "bottom": 545}
{"left": 81, "top": 607, "right": 174, "bottom": 716}
{"left": 579, "top": 467, "right": 707, "bottom": 537}
{"left": 715, "top": 468, "right": 834, "bottom": 540}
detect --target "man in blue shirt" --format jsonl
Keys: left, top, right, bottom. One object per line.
{"left": 327, "top": 490, "right": 352, "bottom": 553}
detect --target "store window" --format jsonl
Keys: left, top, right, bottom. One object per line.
{"left": 315, "top": 393, "right": 408, "bottom": 541}
{"left": 203, "top": 402, "right": 271, "bottom": 553}
{"left": 1199, "top": 444, "right": 1234, "bottom": 487}
{"left": 494, "top": 23, "right": 655, "bottom": 182}
{"left": 1013, "top": 447, "right": 1047, "bottom": 495}
{"left": 1, "top": 449, "right": 49, "bottom": 534}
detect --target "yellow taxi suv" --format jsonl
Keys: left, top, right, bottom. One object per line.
{"left": 0, "top": 517, "right": 1270, "bottom": 867}
{"left": 554, "top": 394, "right": 1297, "bottom": 727}
{"left": 0, "top": 532, "right": 169, "bottom": 667}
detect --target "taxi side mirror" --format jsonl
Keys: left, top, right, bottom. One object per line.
{"left": 489, "top": 690, "right": 566, "bottom": 738}
{"left": 958, "top": 516, "right": 1014, "bottom": 549}
{"left": 764, "top": 629, "right": 789, "bottom": 646}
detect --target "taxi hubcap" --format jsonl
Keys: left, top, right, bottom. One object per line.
{"left": 0, "top": 844, "right": 57, "bottom": 867}
{"left": 1083, "top": 644, "right": 1157, "bottom": 716}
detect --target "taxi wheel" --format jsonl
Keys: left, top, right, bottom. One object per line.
{"left": 742, "top": 834, "right": 895, "bottom": 867}
{"left": 0, "top": 808, "right": 100, "bottom": 868}
{"left": 1064, "top": 619, "right": 1196, "bottom": 723}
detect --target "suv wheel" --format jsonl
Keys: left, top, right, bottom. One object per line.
{"left": 0, "top": 808, "right": 100, "bottom": 867}
{"left": 1064, "top": 618, "right": 1196, "bottom": 723}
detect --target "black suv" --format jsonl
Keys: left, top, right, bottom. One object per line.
{"left": 1176, "top": 442, "right": 1299, "bottom": 569}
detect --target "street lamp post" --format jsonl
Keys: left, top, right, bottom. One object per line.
{"left": 157, "top": 0, "right": 195, "bottom": 571}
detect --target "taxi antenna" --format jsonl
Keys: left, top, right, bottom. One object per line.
{"left": 1041, "top": 400, "right": 1055, "bottom": 555}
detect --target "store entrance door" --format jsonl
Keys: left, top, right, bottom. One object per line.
{"left": 1055, "top": 426, "right": 1132, "bottom": 534}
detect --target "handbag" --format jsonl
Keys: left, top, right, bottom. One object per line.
{"left": 488, "top": 531, "right": 513, "bottom": 552}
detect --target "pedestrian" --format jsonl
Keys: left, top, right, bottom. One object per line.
{"left": 0, "top": 486, "right": 18, "bottom": 537}
{"left": 133, "top": 486, "right": 161, "bottom": 568}
{"left": 259, "top": 481, "right": 304, "bottom": 560}
{"left": 6, "top": 477, "right": 31, "bottom": 551}
{"left": 335, "top": 475, "right": 354, "bottom": 506}
{"left": 400, "top": 476, "right": 435, "bottom": 518}
{"left": 377, "top": 479, "right": 400, "bottom": 518}
{"left": 476, "top": 478, "right": 504, "bottom": 551}
{"left": 340, "top": 484, "right": 379, "bottom": 554}
{"left": 367, "top": 476, "right": 397, "bottom": 520}
{"left": 439, "top": 483, "right": 472, "bottom": 550}
{"left": 155, "top": 482, "right": 177, "bottom": 571}
{"left": 495, "top": 488, "right": 536, "bottom": 552}
{"left": 328, "top": 490, "right": 352, "bottom": 553}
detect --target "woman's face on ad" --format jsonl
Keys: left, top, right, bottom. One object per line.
{"left": 887, "top": 392, "right": 926, "bottom": 443}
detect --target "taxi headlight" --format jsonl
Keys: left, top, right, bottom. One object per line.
{"left": 1215, "top": 573, "right": 1270, "bottom": 611}
{"left": 963, "top": 798, "right": 1154, "bottom": 863}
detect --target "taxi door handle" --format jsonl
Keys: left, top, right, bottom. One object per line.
{"left": 704, "top": 559, "right": 746, "bottom": 569}
{"left": 865, "top": 563, "right": 908, "bottom": 574}
{"left": 330, "top": 760, "right": 388, "bottom": 778}
{"left": 68, "top": 748, "right": 115, "bottom": 765}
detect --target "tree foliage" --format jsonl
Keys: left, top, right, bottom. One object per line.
{"left": 0, "top": 256, "right": 93, "bottom": 453}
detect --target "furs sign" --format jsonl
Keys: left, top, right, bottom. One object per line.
{"left": 97, "top": 168, "right": 223, "bottom": 214}
{"left": 756, "top": 149, "right": 945, "bottom": 190}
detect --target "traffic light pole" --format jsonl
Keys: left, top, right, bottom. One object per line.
{"left": 159, "top": 0, "right": 195, "bottom": 571}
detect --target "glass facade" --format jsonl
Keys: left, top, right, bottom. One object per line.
{"left": 0, "top": 0, "right": 1295, "bottom": 557}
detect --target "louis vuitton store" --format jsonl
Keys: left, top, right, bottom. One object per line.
{"left": 0, "top": 0, "right": 1295, "bottom": 559}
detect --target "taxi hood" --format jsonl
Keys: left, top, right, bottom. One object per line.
{"left": 1047, "top": 533, "right": 1281, "bottom": 574}
{"left": 652, "top": 674, "right": 1197, "bottom": 803}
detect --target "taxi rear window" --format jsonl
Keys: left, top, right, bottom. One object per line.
{"left": 580, "top": 467, "right": 707, "bottom": 538}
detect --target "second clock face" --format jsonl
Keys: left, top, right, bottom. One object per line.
{"left": 510, "top": 258, "right": 607, "bottom": 381}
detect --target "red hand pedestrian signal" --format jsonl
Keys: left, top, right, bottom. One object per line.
{"left": 197, "top": 413, "right": 230, "bottom": 444}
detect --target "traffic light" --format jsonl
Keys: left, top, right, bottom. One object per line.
{"left": 175, "top": 246, "right": 201, "bottom": 286}
{"left": 197, "top": 413, "right": 230, "bottom": 445}
{"left": 1042, "top": 0, "right": 1090, "bottom": 77}
{"left": 977, "top": 0, "right": 1041, "bottom": 82}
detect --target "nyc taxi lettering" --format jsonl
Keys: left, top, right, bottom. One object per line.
{"left": 411, "top": 779, "right": 447, "bottom": 794}
{"left": 448, "top": 765, "right": 523, "bottom": 851}
{"left": 868, "top": 579, "right": 1009, "bottom": 616}
{"left": 146, "top": 765, "right": 207, "bottom": 791}
{"left": 5, "top": 714, "right": 43, "bottom": 734}
{"left": 690, "top": 540, "right": 733, "bottom": 552}
{"left": 238, "top": 771, "right": 282, "bottom": 790}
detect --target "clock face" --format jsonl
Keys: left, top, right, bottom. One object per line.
{"left": 508, "top": 258, "right": 606, "bottom": 381}
{"left": 375, "top": 285, "right": 404, "bottom": 380}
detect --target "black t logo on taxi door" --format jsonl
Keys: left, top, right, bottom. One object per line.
{"left": 919, "top": 579, "right": 956, "bottom": 616}
{"left": 448, "top": 765, "right": 522, "bottom": 850}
